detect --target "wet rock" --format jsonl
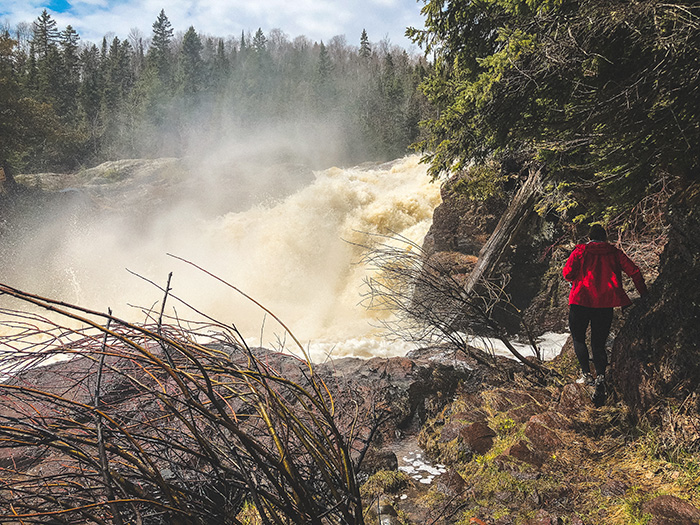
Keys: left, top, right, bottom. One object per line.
{"left": 422, "top": 179, "right": 505, "bottom": 257}
{"left": 642, "top": 495, "right": 700, "bottom": 525}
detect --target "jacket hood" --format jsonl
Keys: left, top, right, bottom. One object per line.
{"left": 579, "top": 241, "right": 617, "bottom": 255}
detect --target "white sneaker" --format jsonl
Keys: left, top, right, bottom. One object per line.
{"left": 576, "top": 372, "right": 594, "bottom": 386}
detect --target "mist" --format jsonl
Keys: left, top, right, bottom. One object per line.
{"left": 1, "top": 122, "right": 441, "bottom": 360}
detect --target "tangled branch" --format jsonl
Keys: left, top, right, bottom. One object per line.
{"left": 0, "top": 278, "right": 364, "bottom": 525}
{"left": 357, "top": 233, "right": 552, "bottom": 376}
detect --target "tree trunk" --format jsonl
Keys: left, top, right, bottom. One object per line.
{"left": 465, "top": 166, "right": 542, "bottom": 293}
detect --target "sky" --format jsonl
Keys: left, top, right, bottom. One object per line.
{"left": 0, "top": 0, "right": 427, "bottom": 51}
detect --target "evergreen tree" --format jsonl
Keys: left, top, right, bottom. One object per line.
{"left": 409, "top": 0, "right": 700, "bottom": 215}
{"left": 359, "top": 29, "right": 371, "bottom": 58}
{"left": 252, "top": 28, "right": 267, "bottom": 53}
{"left": 30, "top": 10, "right": 61, "bottom": 102}
{"left": 104, "top": 37, "right": 133, "bottom": 108}
{"left": 178, "top": 26, "right": 204, "bottom": 97}
{"left": 0, "top": 30, "right": 21, "bottom": 167}
{"left": 148, "top": 9, "right": 174, "bottom": 89}
{"left": 58, "top": 25, "right": 80, "bottom": 119}
{"left": 78, "top": 43, "right": 103, "bottom": 154}
{"left": 31, "top": 9, "right": 59, "bottom": 59}
{"left": 317, "top": 41, "right": 332, "bottom": 81}
{"left": 212, "top": 38, "right": 228, "bottom": 86}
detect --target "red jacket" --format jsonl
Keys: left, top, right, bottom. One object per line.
{"left": 563, "top": 241, "right": 648, "bottom": 308}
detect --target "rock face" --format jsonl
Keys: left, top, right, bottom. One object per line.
{"left": 613, "top": 183, "right": 700, "bottom": 422}
{"left": 0, "top": 346, "right": 473, "bottom": 481}
{"left": 422, "top": 168, "right": 568, "bottom": 334}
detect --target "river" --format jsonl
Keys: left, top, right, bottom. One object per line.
{"left": 1, "top": 155, "right": 442, "bottom": 361}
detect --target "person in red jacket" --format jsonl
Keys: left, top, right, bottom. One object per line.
{"left": 563, "top": 224, "right": 648, "bottom": 388}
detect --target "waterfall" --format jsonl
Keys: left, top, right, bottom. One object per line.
{"left": 1, "top": 155, "right": 442, "bottom": 360}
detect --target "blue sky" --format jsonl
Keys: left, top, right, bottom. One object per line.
{"left": 1, "top": 0, "right": 426, "bottom": 51}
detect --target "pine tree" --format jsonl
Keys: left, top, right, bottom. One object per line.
{"left": 252, "top": 28, "right": 267, "bottom": 53}
{"left": 31, "top": 9, "right": 59, "bottom": 59}
{"left": 317, "top": 41, "right": 332, "bottom": 81}
{"left": 104, "top": 37, "right": 133, "bottom": 108}
{"left": 213, "top": 38, "right": 228, "bottom": 84}
{"left": 78, "top": 43, "right": 104, "bottom": 154}
{"left": 359, "top": 29, "right": 371, "bottom": 59}
{"left": 30, "top": 10, "right": 61, "bottom": 102}
{"left": 0, "top": 30, "right": 21, "bottom": 169}
{"left": 178, "top": 26, "right": 204, "bottom": 97}
{"left": 58, "top": 25, "right": 80, "bottom": 119}
{"left": 314, "top": 40, "right": 336, "bottom": 111}
{"left": 148, "top": 9, "right": 174, "bottom": 89}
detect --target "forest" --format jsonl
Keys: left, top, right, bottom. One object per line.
{"left": 408, "top": 0, "right": 699, "bottom": 221}
{"left": 1, "top": 9, "right": 433, "bottom": 175}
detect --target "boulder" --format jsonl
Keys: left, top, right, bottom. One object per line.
{"left": 524, "top": 421, "right": 562, "bottom": 452}
{"left": 459, "top": 421, "right": 497, "bottom": 455}
{"left": 557, "top": 383, "right": 593, "bottom": 414}
{"left": 642, "top": 495, "right": 700, "bottom": 525}
{"left": 501, "top": 439, "right": 544, "bottom": 468}
{"left": 434, "top": 468, "right": 467, "bottom": 497}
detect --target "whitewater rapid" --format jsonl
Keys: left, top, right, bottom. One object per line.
{"left": 1, "top": 156, "right": 443, "bottom": 361}
{"left": 198, "top": 155, "right": 443, "bottom": 358}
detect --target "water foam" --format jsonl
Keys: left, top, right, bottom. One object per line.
{"left": 1, "top": 156, "right": 442, "bottom": 361}
{"left": 201, "top": 155, "right": 442, "bottom": 358}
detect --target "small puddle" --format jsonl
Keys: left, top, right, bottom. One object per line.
{"left": 393, "top": 436, "right": 446, "bottom": 485}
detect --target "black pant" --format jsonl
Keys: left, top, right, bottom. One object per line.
{"left": 569, "top": 304, "right": 613, "bottom": 376}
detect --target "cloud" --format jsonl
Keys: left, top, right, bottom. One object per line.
{"left": 1, "top": 0, "right": 424, "bottom": 50}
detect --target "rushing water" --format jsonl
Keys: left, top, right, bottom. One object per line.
{"left": 1, "top": 155, "right": 442, "bottom": 361}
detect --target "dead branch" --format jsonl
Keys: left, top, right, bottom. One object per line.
{"left": 357, "top": 232, "right": 554, "bottom": 377}
{"left": 0, "top": 281, "right": 365, "bottom": 525}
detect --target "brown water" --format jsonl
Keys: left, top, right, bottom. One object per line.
{"left": 1, "top": 156, "right": 442, "bottom": 361}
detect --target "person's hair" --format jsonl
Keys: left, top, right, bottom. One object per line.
{"left": 588, "top": 223, "right": 607, "bottom": 242}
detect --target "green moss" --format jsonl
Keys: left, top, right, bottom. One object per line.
{"left": 361, "top": 470, "right": 412, "bottom": 500}
{"left": 490, "top": 413, "right": 517, "bottom": 437}
{"left": 619, "top": 488, "right": 654, "bottom": 525}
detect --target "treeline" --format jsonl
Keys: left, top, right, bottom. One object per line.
{"left": 0, "top": 9, "right": 433, "bottom": 174}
